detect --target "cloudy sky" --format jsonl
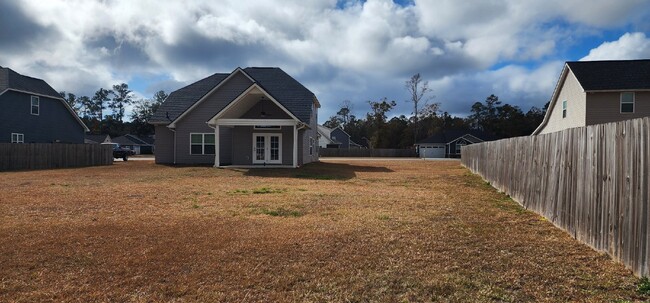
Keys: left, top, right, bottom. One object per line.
{"left": 1, "top": 0, "right": 650, "bottom": 121}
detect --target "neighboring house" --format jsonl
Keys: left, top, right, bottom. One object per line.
{"left": 534, "top": 59, "right": 650, "bottom": 135}
{"left": 317, "top": 124, "right": 362, "bottom": 148}
{"left": 0, "top": 66, "right": 88, "bottom": 143}
{"left": 112, "top": 134, "right": 154, "bottom": 154}
{"left": 85, "top": 134, "right": 112, "bottom": 144}
{"left": 150, "top": 67, "right": 320, "bottom": 167}
{"left": 415, "top": 129, "right": 497, "bottom": 158}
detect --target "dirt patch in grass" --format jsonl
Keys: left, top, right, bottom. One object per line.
{"left": 0, "top": 160, "right": 645, "bottom": 302}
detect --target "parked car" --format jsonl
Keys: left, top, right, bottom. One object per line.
{"left": 101, "top": 142, "right": 135, "bottom": 161}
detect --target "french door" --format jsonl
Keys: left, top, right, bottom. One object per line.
{"left": 252, "top": 133, "right": 282, "bottom": 164}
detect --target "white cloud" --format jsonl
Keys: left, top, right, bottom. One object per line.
{"left": 582, "top": 32, "right": 650, "bottom": 60}
{"left": 0, "top": 0, "right": 648, "bottom": 121}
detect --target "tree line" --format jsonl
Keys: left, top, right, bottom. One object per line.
{"left": 324, "top": 73, "right": 548, "bottom": 149}
{"left": 60, "top": 84, "right": 166, "bottom": 138}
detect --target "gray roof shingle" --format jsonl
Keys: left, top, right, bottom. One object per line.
{"left": 567, "top": 59, "right": 650, "bottom": 91}
{"left": 150, "top": 67, "right": 315, "bottom": 125}
{"left": 416, "top": 129, "right": 498, "bottom": 144}
{"left": 243, "top": 67, "right": 315, "bottom": 123}
{"left": 0, "top": 66, "right": 61, "bottom": 98}
{"left": 150, "top": 72, "right": 229, "bottom": 123}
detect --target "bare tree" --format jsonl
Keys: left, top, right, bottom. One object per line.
{"left": 405, "top": 73, "right": 434, "bottom": 142}
{"left": 337, "top": 100, "right": 353, "bottom": 127}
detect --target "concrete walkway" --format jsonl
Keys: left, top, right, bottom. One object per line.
{"left": 321, "top": 157, "right": 460, "bottom": 161}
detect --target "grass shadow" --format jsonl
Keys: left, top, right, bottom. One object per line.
{"left": 242, "top": 161, "right": 393, "bottom": 180}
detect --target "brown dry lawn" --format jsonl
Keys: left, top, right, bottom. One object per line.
{"left": 0, "top": 160, "right": 645, "bottom": 302}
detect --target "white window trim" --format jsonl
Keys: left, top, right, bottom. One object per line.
{"left": 11, "top": 133, "right": 24, "bottom": 143}
{"left": 561, "top": 100, "right": 567, "bottom": 118}
{"left": 620, "top": 92, "right": 635, "bottom": 114}
{"left": 31, "top": 96, "right": 40, "bottom": 116}
{"left": 309, "top": 137, "right": 314, "bottom": 155}
{"left": 189, "top": 133, "right": 215, "bottom": 155}
{"left": 252, "top": 133, "right": 282, "bottom": 164}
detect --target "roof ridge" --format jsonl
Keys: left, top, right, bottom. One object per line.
{"left": 568, "top": 59, "right": 650, "bottom": 63}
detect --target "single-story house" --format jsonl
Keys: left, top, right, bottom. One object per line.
{"left": 0, "top": 66, "right": 88, "bottom": 143}
{"left": 415, "top": 129, "right": 497, "bottom": 158}
{"left": 150, "top": 67, "right": 320, "bottom": 167}
{"left": 112, "top": 134, "right": 154, "bottom": 154}
{"left": 534, "top": 59, "right": 650, "bottom": 135}
{"left": 317, "top": 125, "right": 361, "bottom": 149}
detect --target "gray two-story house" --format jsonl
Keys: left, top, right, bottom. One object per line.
{"left": 0, "top": 66, "right": 88, "bottom": 143}
{"left": 150, "top": 67, "right": 320, "bottom": 167}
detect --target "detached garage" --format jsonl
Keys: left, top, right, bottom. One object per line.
{"left": 415, "top": 129, "right": 498, "bottom": 158}
{"left": 418, "top": 144, "right": 445, "bottom": 158}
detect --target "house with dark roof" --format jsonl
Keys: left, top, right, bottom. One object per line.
{"left": 534, "top": 59, "right": 650, "bottom": 135}
{"left": 415, "top": 129, "right": 497, "bottom": 158}
{"left": 85, "top": 134, "right": 111, "bottom": 144}
{"left": 317, "top": 125, "right": 362, "bottom": 149}
{"left": 112, "top": 134, "right": 154, "bottom": 154}
{"left": 0, "top": 66, "right": 88, "bottom": 143}
{"left": 150, "top": 67, "right": 320, "bottom": 167}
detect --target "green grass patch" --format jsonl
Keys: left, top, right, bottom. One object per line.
{"left": 252, "top": 187, "right": 287, "bottom": 194}
{"left": 638, "top": 277, "right": 650, "bottom": 296}
{"left": 251, "top": 207, "right": 304, "bottom": 217}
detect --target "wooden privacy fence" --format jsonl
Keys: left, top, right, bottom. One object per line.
{"left": 461, "top": 117, "right": 650, "bottom": 276}
{"left": 320, "top": 148, "right": 417, "bottom": 157}
{"left": 0, "top": 143, "right": 114, "bottom": 171}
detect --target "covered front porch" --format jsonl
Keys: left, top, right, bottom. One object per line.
{"left": 208, "top": 84, "right": 306, "bottom": 168}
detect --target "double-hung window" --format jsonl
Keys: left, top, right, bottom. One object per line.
{"left": 562, "top": 100, "right": 567, "bottom": 118}
{"left": 621, "top": 92, "right": 635, "bottom": 113}
{"left": 190, "top": 133, "right": 215, "bottom": 155}
{"left": 11, "top": 133, "right": 24, "bottom": 143}
{"left": 31, "top": 96, "right": 39, "bottom": 115}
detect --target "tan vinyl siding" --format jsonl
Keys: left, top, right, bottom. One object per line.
{"left": 174, "top": 73, "right": 253, "bottom": 164}
{"left": 539, "top": 70, "right": 587, "bottom": 134}
{"left": 586, "top": 91, "right": 650, "bottom": 125}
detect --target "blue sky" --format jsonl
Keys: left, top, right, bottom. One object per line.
{"left": 1, "top": 0, "right": 649, "bottom": 121}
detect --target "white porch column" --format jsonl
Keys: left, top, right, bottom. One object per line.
{"left": 293, "top": 124, "right": 298, "bottom": 168}
{"left": 214, "top": 124, "right": 220, "bottom": 167}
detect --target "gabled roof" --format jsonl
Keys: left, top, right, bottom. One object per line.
{"left": 416, "top": 129, "right": 498, "bottom": 145}
{"left": 150, "top": 67, "right": 317, "bottom": 125}
{"left": 243, "top": 67, "right": 316, "bottom": 123}
{"left": 567, "top": 59, "right": 650, "bottom": 91}
{"left": 0, "top": 66, "right": 61, "bottom": 98}
{"left": 0, "top": 66, "right": 89, "bottom": 132}
{"left": 85, "top": 134, "right": 111, "bottom": 144}
{"left": 150, "top": 72, "right": 229, "bottom": 123}
{"left": 317, "top": 125, "right": 340, "bottom": 144}
{"left": 112, "top": 134, "right": 153, "bottom": 146}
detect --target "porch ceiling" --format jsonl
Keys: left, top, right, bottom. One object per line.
{"left": 218, "top": 87, "right": 265, "bottom": 119}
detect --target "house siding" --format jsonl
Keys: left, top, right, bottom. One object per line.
{"left": 219, "top": 126, "right": 233, "bottom": 165}
{"left": 173, "top": 73, "right": 253, "bottom": 164}
{"left": 154, "top": 125, "right": 174, "bottom": 164}
{"left": 586, "top": 91, "right": 650, "bottom": 126}
{"left": 232, "top": 126, "right": 293, "bottom": 165}
{"left": 539, "top": 70, "right": 587, "bottom": 134}
{"left": 0, "top": 90, "right": 84, "bottom": 143}
{"left": 301, "top": 102, "right": 318, "bottom": 165}
{"left": 330, "top": 128, "right": 350, "bottom": 148}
